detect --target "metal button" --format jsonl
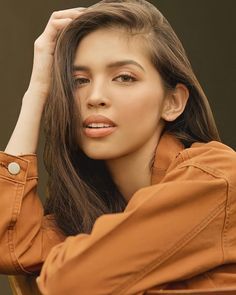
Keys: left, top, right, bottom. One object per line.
{"left": 8, "top": 162, "right": 21, "bottom": 175}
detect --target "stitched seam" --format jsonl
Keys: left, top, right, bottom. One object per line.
{"left": 220, "top": 181, "right": 228, "bottom": 263}
{"left": 220, "top": 179, "right": 230, "bottom": 262}
{"left": 222, "top": 182, "right": 232, "bottom": 263}
{"left": 7, "top": 182, "right": 34, "bottom": 275}
{"left": 7, "top": 183, "right": 23, "bottom": 273}
{"left": 113, "top": 201, "right": 225, "bottom": 295}
{"left": 178, "top": 161, "right": 227, "bottom": 181}
{"left": 0, "top": 174, "right": 37, "bottom": 182}
{"left": 178, "top": 161, "right": 230, "bottom": 263}
{"left": 0, "top": 176, "right": 26, "bottom": 185}
{"left": 27, "top": 176, "right": 38, "bottom": 180}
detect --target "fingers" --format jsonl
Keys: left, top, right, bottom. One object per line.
{"left": 30, "top": 8, "right": 87, "bottom": 97}
{"left": 49, "top": 8, "right": 86, "bottom": 20}
{"left": 44, "top": 18, "right": 73, "bottom": 41}
{"left": 43, "top": 8, "right": 86, "bottom": 41}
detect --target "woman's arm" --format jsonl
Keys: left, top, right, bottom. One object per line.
{"left": 0, "top": 9, "right": 85, "bottom": 274}
{"left": 0, "top": 151, "right": 65, "bottom": 274}
{"left": 36, "top": 147, "right": 236, "bottom": 295}
{"left": 5, "top": 8, "right": 85, "bottom": 155}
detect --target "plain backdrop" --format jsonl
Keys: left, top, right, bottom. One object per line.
{"left": 0, "top": 1, "right": 235, "bottom": 294}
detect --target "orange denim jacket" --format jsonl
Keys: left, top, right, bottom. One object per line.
{"left": 0, "top": 133, "right": 236, "bottom": 295}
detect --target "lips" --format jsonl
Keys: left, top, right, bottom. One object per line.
{"left": 82, "top": 115, "right": 117, "bottom": 138}
{"left": 83, "top": 115, "right": 116, "bottom": 128}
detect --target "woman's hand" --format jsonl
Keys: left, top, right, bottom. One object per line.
{"left": 5, "top": 8, "right": 86, "bottom": 156}
{"left": 27, "top": 8, "right": 86, "bottom": 103}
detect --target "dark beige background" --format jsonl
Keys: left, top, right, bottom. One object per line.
{"left": 0, "top": 1, "right": 235, "bottom": 294}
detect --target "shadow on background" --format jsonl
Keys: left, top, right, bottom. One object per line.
{"left": 0, "top": 0, "right": 235, "bottom": 294}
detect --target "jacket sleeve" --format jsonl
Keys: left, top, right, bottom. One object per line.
{"left": 36, "top": 163, "right": 230, "bottom": 295}
{"left": 0, "top": 151, "right": 65, "bottom": 275}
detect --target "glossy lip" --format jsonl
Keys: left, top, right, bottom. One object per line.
{"left": 83, "top": 126, "right": 117, "bottom": 138}
{"left": 82, "top": 114, "right": 117, "bottom": 138}
{"left": 83, "top": 114, "right": 116, "bottom": 127}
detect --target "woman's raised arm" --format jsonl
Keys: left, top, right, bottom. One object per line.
{"left": 5, "top": 8, "right": 85, "bottom": 156}
{"left": 0, "top": 9, "right": 85, "bottom": 275}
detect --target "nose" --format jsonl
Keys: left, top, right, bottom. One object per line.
{"left": 86, "top": 81, "right": 110, "bottom": 109}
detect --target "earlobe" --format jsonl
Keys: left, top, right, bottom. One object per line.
{"left": 161, "top": 83, "right": 189, "bottom": 122}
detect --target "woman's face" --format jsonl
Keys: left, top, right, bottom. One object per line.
{"left": 73, "top": 28, "right": 167, "bottom": 160}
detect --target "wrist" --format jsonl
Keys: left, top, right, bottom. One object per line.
{"left": 26, "top": 82, "right": 49, "bottom": 97}
{"left": 22, "top": 91, "right": 46, "bottom": 117}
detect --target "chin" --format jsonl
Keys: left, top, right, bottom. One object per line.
{"left": 83, "top": 149, "right": 117, "bottom": 160}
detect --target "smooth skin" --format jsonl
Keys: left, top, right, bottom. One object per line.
{"left": 5, "top": 8, "right": 86, "bottom": 156}
{"left": 74, "top": 29, "right": 189, "bottom": 200}
{"left": 5, "top": 8, "right": 188, "bottom": 202}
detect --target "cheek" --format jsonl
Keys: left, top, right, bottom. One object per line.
{"left": 117, "top": 89, "right": 164, "bottom": 128}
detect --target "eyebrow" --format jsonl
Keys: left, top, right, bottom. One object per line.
{"left": 72, "top": 60, "right": 145, "bottom": 72}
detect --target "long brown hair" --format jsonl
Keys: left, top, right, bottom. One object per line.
{"left": 43, "top": 0, "right": 220, "bottom": 236}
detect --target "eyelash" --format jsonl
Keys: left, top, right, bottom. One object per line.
{"left": 73, "top": 74, "right": 137, "bottom": 88}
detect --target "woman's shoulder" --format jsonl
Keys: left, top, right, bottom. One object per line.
{"left": 186, "top": 140, "right": 236, "bottom": 164}
{"left": 180, "top": 140, "right": 236, "bottom": 186}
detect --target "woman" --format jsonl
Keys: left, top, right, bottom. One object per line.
{"left": 0, "top": 0, "right": 236, "bottom": 294}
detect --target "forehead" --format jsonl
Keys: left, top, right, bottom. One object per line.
{"left": 74, "top": 28, "right": 151, "bottom": 65}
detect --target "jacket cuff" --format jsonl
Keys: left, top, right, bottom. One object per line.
{"left": 0, "top": 151, "right": 38, "bottom": 183}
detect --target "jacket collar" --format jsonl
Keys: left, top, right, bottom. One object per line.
{"left": 151, "top": 133, "right": 184, "bottom": 185}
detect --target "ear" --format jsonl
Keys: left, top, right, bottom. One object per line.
{"left": 161, "top": 83, "right": 189, "bottom": 122}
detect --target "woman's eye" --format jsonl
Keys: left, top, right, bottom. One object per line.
{"left": 114, "top": 74, "right": 137, "bottom": 83}
{"left": 73, "top": 77, "right": 90, "bottom": 88}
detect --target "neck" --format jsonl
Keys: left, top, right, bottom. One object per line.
{"left": 106, "top": 132, "right": 161, "bottom": 202}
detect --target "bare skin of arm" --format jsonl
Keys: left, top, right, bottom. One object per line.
{"left": 5, "top": 8, "right": 86, "bottom": 156}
